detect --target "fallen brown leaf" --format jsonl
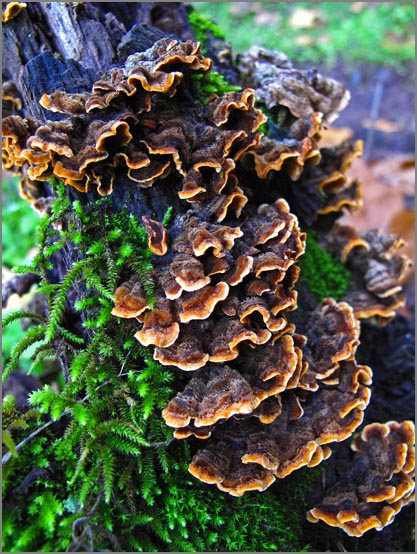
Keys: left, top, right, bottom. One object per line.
{"left": 361, "top": 118, "right": 404, "bottom": 133}
{"left": 341, "top": 155, "right": 415, "bottom": 284}
{"left": 319, "top": 127, "right": 354, "bottom": 148}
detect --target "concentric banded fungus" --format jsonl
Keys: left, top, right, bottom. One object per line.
{"left": 300, "top": 298, "right": 360, "bottom": 386}
{"left": 39, "top": 38, "right": 212, "bottom": 116}
{"left": 2, "top": 38, "right": 265, "bottom": 200}
{"left": 315, "top": 140, "right": 363, "bottom": 194}
{"left": 243, "top": 130, "right": 321, "bottom": 182}
{"left": 3, "top": 21, "right": 413, "bottom": 541}
{"left": 162, "top": 333, "right": 300, "bottom": 438}
{"left": 113, "top": 198, "right": 305, "bottom": 370}
{"left": 134, "top": 299, "right": 179, "bottom": 348}
{"left": 237, "top": 45, "right": 350, "bottom": 124}
{"left": 274, "top": 141, "right": 363, "bottom": 228}
{"left": 306, "top": 420, "right": 415, "bottom": 537}
{"left": 322, "top": 226, "right": 412, "bottom": 321}
{"left": 189, "top": 358, "right": 372, "bottom": 495}
{"left": 111, "top": 276, "right": 151, "bottom": 319}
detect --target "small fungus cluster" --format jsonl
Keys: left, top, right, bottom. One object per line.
{"left": 322, "top": 225, "right": 411, "bottom": 321}
{"left": 2, "top": 33, "right": 413, "bottom": 537}
{"left": 307, "top": 420, "right": 415, "bottom": 536}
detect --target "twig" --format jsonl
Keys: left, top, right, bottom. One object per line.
{"left": 2, "top": 409, "right": 71, "bottom": 465}
{"left": 118, "top": 347, "right": 132, "bottom": 377}
{"left": 68, "top": 493, "right": 103, "bottom": 552}
{"left": 3, "top": 350, "right": 134, "bottom": 465}
{"left": 363, "top": 71, "right": 390, "bottom": 161}
{"left": 147, "top": 437, "right": 175, "bottom": 448}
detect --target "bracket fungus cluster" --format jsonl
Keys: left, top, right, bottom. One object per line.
{"left": 113, "top": 197, "right": 305, "bottom": 372}
{"left": 322, "top": 225, "right": 412, "bottom": 322}
{"left": 2, "top": 27, "right": 414, "bottom": 539}
{"left": 307, "top": 420, "right": 415, "bottom": 537}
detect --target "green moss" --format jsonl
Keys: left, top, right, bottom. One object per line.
{"left": 187, "top": 7, "right": 241, "bottom": 102}
{"left": 298, "top": 232, "right": 352, "bottom": 302}
{"left": 188, "top": 7, "right": 225, "bottom": 46}
{"left": 192, "top": 70, "right": 241, "bottom": 102}
{"left": 2, "top": 175, "right": 40, "bottom": 269}
{"left": 190, "top": 2, "right": 415, "bottom": 68}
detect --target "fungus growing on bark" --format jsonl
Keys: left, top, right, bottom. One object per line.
{"left": 142, "top": 215, "right": 168, "bottom": 256}
{"left": 2, "top": 37, "right": 267, "bottom": 201}
{"left": 237, "top": 46, "right": 350, "bottom": 124}
{"left": 113, "top": 197, "right": 305, "bottom": 371}
{"left": 2, "top": 23, "right": 413, "bottom": 541}
{"left": 111, "top": 276, "right": 151, "bottom": 319}
{"left": 300, "top": 298, "right": 360, "bottom": 385}
{"left": 189, "top": 358, "right": 372, "bottom": 495}
{"left": 306, "top": 420, "right": 415, "bottom": 537}
{"left": 134, "top": 298, "right": 179, "bottom": 348}
{"left": 322, "top": 226, "right": 412, "bottom": 321}
{"left": 162, "top": 332, "right": 300, "bottom": 437}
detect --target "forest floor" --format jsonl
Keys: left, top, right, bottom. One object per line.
{"left": 329, "top": 61, "right": 415, "bottom": 318}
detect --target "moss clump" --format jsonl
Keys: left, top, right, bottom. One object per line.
{"left": 188, "top": 8, "right": 225, "bottom": 45}
{"left": 2, "top": 181, "right": 176, "bottom": 552}
{"left": 298, "top": 232, "right": 352, "bottom": 302}
{"left": 188, "top": 8, "right": 241, "bottom": 102}
{"left": 192, "top": 70, "right": 241, "bottom": 102}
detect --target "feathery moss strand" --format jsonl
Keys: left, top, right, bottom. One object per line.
{"left": 3, "top": 325, "right": 46, "bottom": 381}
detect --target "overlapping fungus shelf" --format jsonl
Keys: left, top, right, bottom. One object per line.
{"left": 307, "top": 420, "right": 415, "bottom": 536}
{"left": 2, "top": 30, "right": 413, "bottom": 538}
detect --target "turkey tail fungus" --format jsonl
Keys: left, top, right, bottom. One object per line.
{"left": 2, "top": 2, "right": 414, "bottom": 550}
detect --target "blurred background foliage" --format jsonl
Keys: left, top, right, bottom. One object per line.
{"left": 189, "top": 2, "right": 415, "bottom": 68}
{"left": 2, "top": 176, "right": 41, "bottom": 371}
{"left": 2, "top": 1, "right": 415, "bottom": 370}
{"left": 2, "top": 175, "right": 37, "bottom": 269}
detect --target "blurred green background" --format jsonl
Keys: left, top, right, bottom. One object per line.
{"left": 189, "top": 1, "right": 415, "bottom": 68}
{"left": 2, "top": 1, "right": 415, "bottom": 371}
{"left": 2, "top": 176, "right": 41, "bottom": 372}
